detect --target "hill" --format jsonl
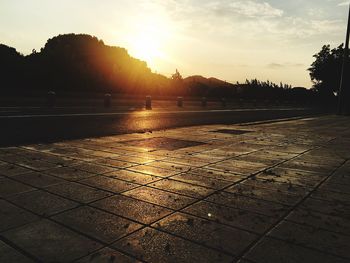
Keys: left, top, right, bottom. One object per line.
{"left": 0, "top": 33, "right": 314, "bottom": 101}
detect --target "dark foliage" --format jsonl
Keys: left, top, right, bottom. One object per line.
{"left": 0, "top": 44, "right": 25, "bottom": 88}
{"left": 309, "top": 44, "right": 348, "bottom": 98}
{"left": 0, "top": 33, "right": 316, "bottom": 103}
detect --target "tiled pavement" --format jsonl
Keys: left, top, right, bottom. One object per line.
{"left": 1, "top": 115, "right": 350, "bottom": 262}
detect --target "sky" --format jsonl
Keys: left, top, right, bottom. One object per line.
{"left": 0, "top": 0, "right": 349, "bottom": 87}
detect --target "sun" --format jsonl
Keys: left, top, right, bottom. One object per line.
{"left": 126, "top": 15, "right": 171, "bottom": 68}
{"left": 130, "top": 33, "right": 162, "bottom": 65}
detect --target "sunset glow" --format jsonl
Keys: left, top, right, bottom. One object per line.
{"left": 0, "top": 0, "right": 349, "bottom": 87}
{"left": 125, "top": 15, "right": 171, "bottom": 68}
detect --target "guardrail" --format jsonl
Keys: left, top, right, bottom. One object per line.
{"left": 1, "top": 91, "right": 315, "bottom": 109}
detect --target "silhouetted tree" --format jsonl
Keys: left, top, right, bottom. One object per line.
{"left": 308, "top": 44, "right": 346, "bottom": 98}
{"left": 0, "top": 33, "right": 318, "bottom": 104}
{"left": 0, "top": 44, "right": 24, "bottom": 90}
{"left": 170, "top": 69, "right": 185, "bottom": 95}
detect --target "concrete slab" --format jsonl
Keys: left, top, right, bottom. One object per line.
{"left": 1, "top": 115, "right": 350, "bottom": 262}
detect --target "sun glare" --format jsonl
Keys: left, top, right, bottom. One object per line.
{"left": 126, "top": 15, "right": 172, "bottom": 69}
{"left": 131, "top": 33, "right": 162, "bottom": 64}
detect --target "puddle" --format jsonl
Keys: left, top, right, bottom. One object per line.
{"left": 211, "top": 129, "right": 252, "bottom": 135}
{"left": 122, "top": 137, "right": 205, "bottom": 151}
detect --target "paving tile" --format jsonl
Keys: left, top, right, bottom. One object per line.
{"left": 80, "top": 176, "right": 138, "bottom": 193}
{"left": 222, "top": 159, "right": 268, "bottom": 170}
{"left": 0, "top": 163, "right": 32, "bottom": 176}
{"left": 0, "top": 153, "right": 24, "bottom": 163}
{"left": 152, "top": 212, "right": 258, "bottom": 255}
{"left": 91, "top": 194, "right": 172, "bottom": 224}
{"left": 256, "top": 170, "right": 322, "bottom": 188}
{"left": 206, "top": 162, "right": 261, "bottom": 176}
{"left": 71, "top": 162, "right": 117, "bottom": 174}
{"left": 147, "top": 160, "right": 191, "bottom": 171}
{"left": 104, "top": 169, "right": 162, "bottom": 185}
{"left": 0, "top": 240, "right": 35, "bottom": 263}
{"left": 269, "top": 220, "right": 350, "bottom": 259}
{"left": 0, "top": 177, "right": 35, "bottom": 197}
{"left": 11, "top": 172, "right": 65, "bottom": 188}
{"left": 45, "top": 182, "right": 112, "bottom": 203}
{"left": 193, "top": 153, "right": 227, "bottom": 162}
{"left": 299, "top": 197, "right": 350, "bottom": 219}
{"left": 113, "top": 155, "right": 156, "bottom": 164}
{"left": 2, "top": 219, "right": 102, "bottom": 262}
{"left": 127, "top": 152, "right": 166, "bottom": 162}
{"left": 225, "top": 183, "right": 303, "bottom": 206}
{"left": 121, "top": 137, "right": 205, "bottom": 151}
{"left": 92, "top": 158, "right": 136, "bottom": 168}
{"left": 45, "top": 166, "right": 96, "bottom": 181}
{"left": 206, "top": 192, "right": 289, "bottom": 218}
{"left": 53, "top": 206, "right": 142, "bottom": 243}
{"left": 2, "top": 115, "right": 350, "bottom": 262}
{"left": 149, "top": 178, "right": 215, "bottom": 198}
{"left": 76, "top": 247, "right": 140, "bottom": 263}
{"left": 279, "top": 160, "right": 334, "bottom": 174}
{"left": 235, "top": 155, "right": 282, "bottom": 166}
{"left": 269, "top": 145, "right": 311, "bottom": 154}
{"left": 182, "top": 200, "right": 277, "bottom": 234}
{"left": 0, "top": 200, "right": 39, "bottom": 232}
{"left": 14, "top": 159, "right": 59, "bottom": 171}
{"left": 247, "top": 149, "right": 298, "bottom": 160}
{"left": 311, "top": 189, "right": 350, "bottom": 206}
{"left": 327, "top": 173, "right": 350, "bottom": 186}
{"left": 162, "top": 157, "right": 208, "bottom": 167}
{"left": 128, "top": 165, "right": 179, "bottom": 177}
{"left": 293, "top": 155, "right": 343, "bottom": 167}
{"left": 9, "top": 190, "right": 78, "bottom": 216}
{"left": 190, "top": 168, "right": 246, "bottom": 182}
{"left": 170, "top": 172, "right": 233, "bottom": 189}
{"left": 123, "top": 186, "right": 196, "bottom": 210}
{"left": 242, "top": 178, "right": 310, "bottom": 196}
{"left": 84, "top": 150, "right": 121, "bottom": 159}
{"left": 112, "top": 227, "right": 233, "bottom": 262}
{"left": 286, "top": 208, "right": 350, "bottom": 235}
{"left": 319, "top": 181, "right": 350, "bottom": 195}
{"left": 266, "top": 167, "right": 327, "bottom": 180}
{"left": 244, "top": 237, "right": 347, "bottom": 263}
{"left": 37, "top": 155, "right": 77, "bottom": 166}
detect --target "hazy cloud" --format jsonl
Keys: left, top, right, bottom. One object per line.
{"left": 207, "top": 0, "right": 284, "bottom": 18}
{"left": 338, "top": 1, "right": 350, "bottom": 6}
{"left": 268, "top": 63, "right": 305, "bottom": 69}
{"left": 1, "top": 0, "right": 349, "bottom": 87}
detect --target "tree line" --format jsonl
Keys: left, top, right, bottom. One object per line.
{"left": 0, "top": 33, "right": 342, "bottom": 103}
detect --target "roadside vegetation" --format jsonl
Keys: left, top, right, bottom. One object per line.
{"left": 1, "top": 33, "right": 345, "bottom": 106}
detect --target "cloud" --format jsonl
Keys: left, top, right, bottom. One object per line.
{"left": 338, "top": 1, "right": 350, "bottom": 6}
{"left": 207, "top": 0, "right": 284, "bottom": 18}
{"left": 267, "top": 63, "right": 304, "bottom": 69}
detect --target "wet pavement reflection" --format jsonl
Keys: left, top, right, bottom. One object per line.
{"left": 1, "top": 115, "right": 350, "bottom": 262}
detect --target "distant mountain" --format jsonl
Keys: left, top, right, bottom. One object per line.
{"left": 0, "top": 33, "right": 314, "bottom": 101}
{"left": 184, "top": 75, "right": 235, "bottom": 89}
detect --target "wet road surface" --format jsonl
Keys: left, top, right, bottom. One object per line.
{"left": 0, "top": 108, "right": 321, "bottom": 146}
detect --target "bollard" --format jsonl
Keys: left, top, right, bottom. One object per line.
{"left": 104, "top": 93, "right": 112, "bottom": 108}
{"left": 221, "top": 98, "right": 227, "bottom": 107}
{"left": 177, "top": 97, "right": 183, "bottom": 107}
{"left": 201, "top": 97, "right": 207, "bottom": 107}
{"left": 47, "top": 91, "right": 56, "bottom": 108}
{"left": 145, "top": 96, "right": 152, "bottom": 109}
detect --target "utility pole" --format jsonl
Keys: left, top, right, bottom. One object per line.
{"left": 338, "top": 4, "right": 350, "bottom": 115}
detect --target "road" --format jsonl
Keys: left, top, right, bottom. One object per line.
{"left": 0, "top": 108, "right": 322, "bottom": 146}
